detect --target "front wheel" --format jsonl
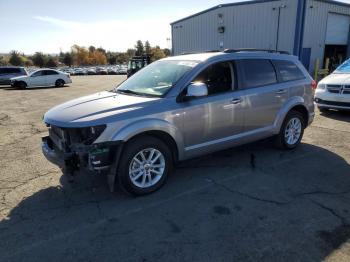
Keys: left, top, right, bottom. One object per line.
{"left": 275, "top": 110, "right": 305, "bottom": 149}
{"left": 117, "top": 136, "right": 173, "bottom": 196}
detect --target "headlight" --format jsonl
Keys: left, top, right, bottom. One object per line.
{"left": 317, "top": 83, "right": 326, "bottom": 90}
{"left": 80, "top": 125, "right": 106, "bottom": 144}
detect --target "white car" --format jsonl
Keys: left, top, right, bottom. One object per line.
{"left": 10, "top": 69, "right": 72, "bottom": 89}
{"left": 315, "top": 59, "right": 350, "bottom": 111}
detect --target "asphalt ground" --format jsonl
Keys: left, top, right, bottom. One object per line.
{"left": 0, "top": 75, "right": 350, "bottom": 262}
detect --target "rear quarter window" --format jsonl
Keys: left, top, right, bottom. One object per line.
{"left": 273, "top": 60, "right": 305, "bottom": 82}
{"left": 237, "top": 59, "right": 277, "bottom": 89}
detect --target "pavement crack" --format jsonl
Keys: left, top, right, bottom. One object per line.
{"left": 310, "top": 199, "right": 347, "bottom": 224}
{"left": 207, "top": 178, "right": 289, "bottom": 206}
{"left": 293, "top": 190, "right": 350, "bottom": 197}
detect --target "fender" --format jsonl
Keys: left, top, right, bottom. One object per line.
{"left": 272, "top": 96, "right": 306, "bottom": 133}
{"left": 111, "top": 118, "right": 185, "bottom": 160}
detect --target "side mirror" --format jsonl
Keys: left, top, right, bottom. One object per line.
{"left": 186, "top": 82, "right": 208, "bottom": 98}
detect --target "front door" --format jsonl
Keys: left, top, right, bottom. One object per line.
{"left": 29, "top": 70, "right": 47, "bottom": 87}
{"left": 182, "top": 61, "right": 244, "bottom": 156}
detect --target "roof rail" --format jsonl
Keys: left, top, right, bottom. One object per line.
{"left": 223, "top": 48, "right": 290, "bottom": 55}
{"left": 181, "top": 50, "right": 221, "bottom": 55}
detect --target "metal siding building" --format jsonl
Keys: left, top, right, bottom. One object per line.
{"left": 171, "top": 0, "right": 350, "bottom": 73}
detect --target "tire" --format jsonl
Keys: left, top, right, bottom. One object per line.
{"left": 117, "top": 136, "right": 173, "bottom": 196}
{"left": 275, "top": 110, "right": 305, "bottom": 150}
{"left": 55, "top": 79, "right": 65, "bottom": 87}
{"left": 18, "top": 81, "right": 27, "bottom": 89}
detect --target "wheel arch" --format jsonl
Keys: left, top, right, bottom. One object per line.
{"left": 111, "top": 119, "right": 184, "bottom": 161}
{"left": 273, "top": 97, "right": 309, "bottom": 133}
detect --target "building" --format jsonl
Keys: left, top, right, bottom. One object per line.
{"left": 171, "top": 0, "right": 350, "bottom": 73}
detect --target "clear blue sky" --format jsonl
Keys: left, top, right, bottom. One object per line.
{"left": 0, "top": 0, "right": 349, "bottom": 54}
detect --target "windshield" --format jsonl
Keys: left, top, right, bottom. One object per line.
{"left": 116, "top": 60, "right": 198, "bottom": 97}
{"left": 335, "top": 59, "right": 350, "bottom": 73}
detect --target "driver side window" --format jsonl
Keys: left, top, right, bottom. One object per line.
{"left": 193, "top": 62, "right": 233, "bottom": 96}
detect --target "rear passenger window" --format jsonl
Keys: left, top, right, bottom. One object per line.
{"left": 44, "top": 70, "right": 59, "bottom": 75}
{"left": 238, "top": 59, "right": 277, "bottom": 88}
{"left": 273, "top": 60, "right": 305, "bottom": 82}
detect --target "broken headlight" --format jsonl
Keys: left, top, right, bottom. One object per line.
{"left": 80, "top": 125, "right": 106, "bottom": 145}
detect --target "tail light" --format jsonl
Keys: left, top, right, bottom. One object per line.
{"left": 311, "top": 80, "right": 317, "bottom": 90}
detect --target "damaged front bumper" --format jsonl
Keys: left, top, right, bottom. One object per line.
{"left": 42, "top": 136, "right": 123, "bottom": 184}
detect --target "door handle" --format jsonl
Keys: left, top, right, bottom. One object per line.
{"left": 276, "top": 89, "right": 287, "bottom": 95}
{"left": 231, "top": 98, "right": 242, "bottom": 104}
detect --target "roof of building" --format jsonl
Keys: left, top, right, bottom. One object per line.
{"left": 170, "top": 0, "right": 350, "bottom": 25}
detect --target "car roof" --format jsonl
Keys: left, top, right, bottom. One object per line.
{"left": 162, "top": 51, "right": 298, "bottom": 63}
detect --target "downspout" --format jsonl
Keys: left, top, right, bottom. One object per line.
{"left": 293, "top": 0, "right": 307, "bottom": 57}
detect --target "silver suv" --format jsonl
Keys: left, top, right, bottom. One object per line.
{"left": 42, "top": 49, "right": 315, "bottom": 195}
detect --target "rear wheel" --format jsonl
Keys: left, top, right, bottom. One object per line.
{"left": 275, "top": 110, "right": 305, "bottom": 149}
{"left": 117, "top": 136, "right": 173, "bottom": 196}
{"left": 55, "top": 79, "right": 65, "bottom": 87}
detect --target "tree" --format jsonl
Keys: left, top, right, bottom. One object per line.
{"left": 0, "top": 56, "right": 8, "bottom": 66}
{"left": 63, "top": 52, "right": 73, "bottom": 67}
{"left": 45, "top": 56, "right": 58, "bottom": 67}
{"left": 115, "top": 53, "right": 129, "bottom": 64}
{"left": 32, "top": 52, "right": 46, "bottom": 68}
{"left": 9, "top": 51, "right": 24, "bottom": 66}
{"left": 127, "top": 49, "right": 136, "bottom": 58}
{"left": 163, "top": 48, "right": 171, "bottom": 57}
{"left": 106, "top": 52, "right": 117, "bottom": 65}
{"left": 88, "top": 46, "right": 96, "bottom": 53}
{"left": 97, "top": 47, "right": 106, "bottom": 55}
{"left": 71, "top": 45, "right": 89, "bottom": 66}
{"left": 94, "top": 50, "right": 107, "bottom": 65}
{"left": 150, "top": 46, "right": 166, "bottom": 62}
{"left": 135, "top": 40, "right": 144, "bottom": 56}
{"left": 145, "top": 40, "right": 151, "bottom": 55}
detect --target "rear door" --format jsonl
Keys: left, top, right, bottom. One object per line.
{"left": 236, "top": 59, "right": 288, "bottom": 132}
{"left": 44, "top": 70, "right": 59, "bottom": 86}
{"left": 182, "top": 61, "right": 245, "bottom": 154}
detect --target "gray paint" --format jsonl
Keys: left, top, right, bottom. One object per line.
{"left": 43, "top": 51, "right": 314, "bottom": 163}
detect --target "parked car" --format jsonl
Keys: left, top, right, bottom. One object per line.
{"left": 74, "top": 68, "right": 87, "bottom": 75}
{"left": 96, "top": 67, "right": 108, "bottom": 75}
{"left": 87, "top": 68, "right": 97, "bottom": 75}
{"left": 315, "top": 58, "right": 350, "bottom": 111}
{"left": 0, "top": 66, "right": 28, "bottom": 85}
{"left": 107, "top": 67, "right": 118, "bottom": 75}
{"left": 42, "top": 49, "right": 315, "bottom": 195}
{"left": 11, "top": 69, "right": 72, "bottom": 88}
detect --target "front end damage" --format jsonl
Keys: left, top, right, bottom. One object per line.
{"left": 41, "top": 124, "right": 123, "bottom": 191}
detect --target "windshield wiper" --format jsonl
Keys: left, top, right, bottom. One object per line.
{"left": 115, "top": 89, "right": 143, "bottom": 96}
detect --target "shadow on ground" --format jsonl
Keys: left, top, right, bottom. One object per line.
{"left": 1, "top": 141, "right": 350, "bottom": 261}
{"left": 320, "top": 109, "right": 350, "bottom": 123}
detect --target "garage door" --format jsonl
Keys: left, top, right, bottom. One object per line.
{"left": 325, "top": 13, "right": 350, "bottom": 45}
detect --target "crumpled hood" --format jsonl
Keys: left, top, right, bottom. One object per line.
{"left": 44, "top": 91, "right": 160, "bottom": 127}
{"left": 320, "top": 73, "right": 350, "bottom": 85}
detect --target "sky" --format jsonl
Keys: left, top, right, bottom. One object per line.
{"left": 0, "top": 0, "right": 350, "bottom": 54}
